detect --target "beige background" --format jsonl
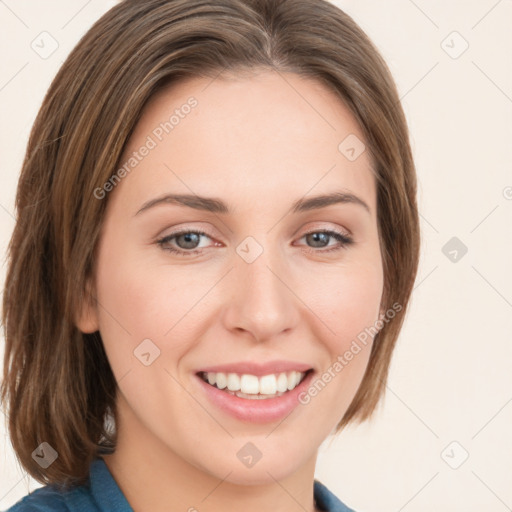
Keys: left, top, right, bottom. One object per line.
{"left": 1, "top": 1, "right": 511, "bottom": 511}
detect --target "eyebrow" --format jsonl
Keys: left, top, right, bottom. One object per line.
{"left": 134, "top": 190, "right": 371, "bottom": 216}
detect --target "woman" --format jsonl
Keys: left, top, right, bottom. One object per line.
{"left": 1, "top": 0, "right": 420, "bottom": 510}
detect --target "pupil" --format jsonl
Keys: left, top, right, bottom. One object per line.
{"left": 178, "top": 233, "right": 199, "bottom": 249}
{"left": 308, "top": 232, "right": 328, "bottom": 247}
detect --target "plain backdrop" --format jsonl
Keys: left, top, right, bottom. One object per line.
{"left": 1, "top": 1, "right": 511, "bottom": 511}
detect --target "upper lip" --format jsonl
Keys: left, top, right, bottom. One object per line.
{"left": 196, "top": 360, "right": 314, "bottom": 377}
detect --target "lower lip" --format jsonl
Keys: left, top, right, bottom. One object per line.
{"left": 195, "top": 371, "right": 314, "bottom": 423}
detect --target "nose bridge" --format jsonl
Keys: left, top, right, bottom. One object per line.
{"left": 223, "top": 234, "right": 300, "bottom": 340}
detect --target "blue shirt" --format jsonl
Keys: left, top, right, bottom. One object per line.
{"left": 4, "top": 458, "right": 356, "bottom": 512}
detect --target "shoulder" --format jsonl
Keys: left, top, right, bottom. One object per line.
{"left": 4, "top": 485, "right": 69, "bottom": 511}
{"left": 314, "top": 479, "right": 358, "bottom": 512}
{"left": 4, "top": 457, "right": 130, "bottom": 512}
{"left": 3, "top": 482, "right": 95, "bottom": 512}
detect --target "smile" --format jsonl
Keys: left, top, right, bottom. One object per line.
{"left": 195, "top": 368, "right": 315, "bottom": 423}
{"left": 198, "top": 370, "right": 308, "bottom": 399}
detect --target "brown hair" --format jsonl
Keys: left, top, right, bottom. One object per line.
{"left": 1, "top": 0, "right": 420, "bottom": 489}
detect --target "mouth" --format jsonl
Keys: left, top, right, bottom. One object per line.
{"left": 194, "top": 367, "right": 315, "bottom": 423}
{"left": 197, "top": 369, "right": 313, "bottom": 400}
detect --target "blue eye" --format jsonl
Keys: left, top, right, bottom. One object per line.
{"left": 156, "top": 230, "right": 213, "bottom": 256}
{"left": 299, "top": 230, "right": 353, "bottom": 254}
{"left": 156, "top": 229, "right": 353, "bottom": 257}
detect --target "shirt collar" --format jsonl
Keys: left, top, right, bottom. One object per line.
{"left": 89, "top": 457, "right": 133, "bottom": 511}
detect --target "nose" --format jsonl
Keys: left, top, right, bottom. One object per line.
{"left": 221, "top": 241, "right": 301, "bottom": 342}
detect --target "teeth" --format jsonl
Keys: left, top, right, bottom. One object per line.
{"left": 201, "top": 370, "right": 307, "bottom": 396}
{"left": 259, "top": 374, "right": 276, "bottom": 394}
{"left": 287, "top": 372, "right": 296, "bottom": 391}
{"left": 216, "top": 372, "right": 227, "bottom": 389}
{"left": 241, "top": 374, "right": 259, "bottom": 394}
{"left": 227, "top": 373, "right": 240, "bottom": 391}
{"left": 276, "top": 372, "right": 288, "bottom": 392}
{"left": 225, "top": 389, "right": 287, "bottom": 400}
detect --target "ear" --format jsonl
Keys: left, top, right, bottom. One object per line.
{"left": 75, "top": 276, "right": 99, "bottom": 333}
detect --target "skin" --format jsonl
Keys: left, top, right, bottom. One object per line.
{"left": 78, "top": 70, "right": 384, "bottom": 512}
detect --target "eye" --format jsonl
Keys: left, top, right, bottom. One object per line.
{"left": 296, "top": 229, "right": 354, "bottom": 254}
{"left": 156, "top": 229, "right": 216, "bottom": 256}
{"left": 156, "top": 228, "right": 354, "bottom": 257}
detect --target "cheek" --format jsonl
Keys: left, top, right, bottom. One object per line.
{"left": 291, "top": 263, "right": 383, "bottom": 433}
{"left": 311, "top": 261, "right": 384, "bottom": 345}
{"left": 93, "top": 240, "right": 217, "bottom": 374}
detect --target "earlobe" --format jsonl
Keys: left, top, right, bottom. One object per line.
{"left": 75, "top": 278, "right": 99, "bottom": 333}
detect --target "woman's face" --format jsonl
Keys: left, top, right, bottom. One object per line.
{"left": 80, "top": 70, "right": 384, "bottom": 484}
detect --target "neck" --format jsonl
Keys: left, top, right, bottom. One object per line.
{"left": 102, "top": 397, "right": 320, "bottom": 512}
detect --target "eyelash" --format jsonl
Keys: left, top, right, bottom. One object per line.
{"left": 156, "top": 228, "right": 354, "bottom": 257}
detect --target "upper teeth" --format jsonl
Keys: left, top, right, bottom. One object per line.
{"left": 202, "top": 371, "right": 306, "bottom": 395}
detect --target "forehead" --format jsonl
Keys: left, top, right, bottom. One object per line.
{"left": 111, "top": 70, "right": 376, "bottom": 215}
